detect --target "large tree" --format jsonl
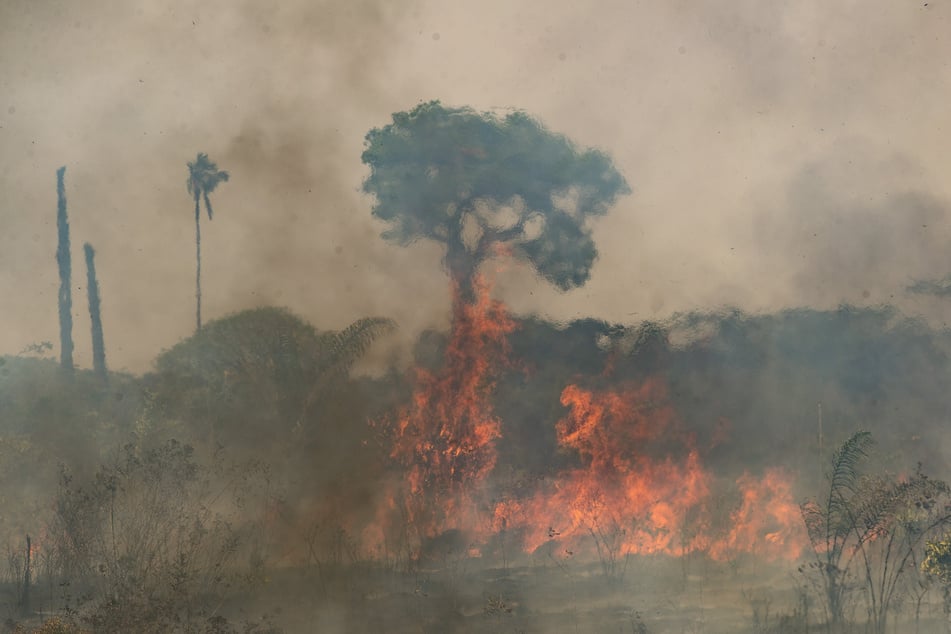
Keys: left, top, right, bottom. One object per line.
{"left": 186, "top": 153, "right": 229, "bottom": 332}
{"left": 361, "top": 101, "right": 629, "bottom": 308}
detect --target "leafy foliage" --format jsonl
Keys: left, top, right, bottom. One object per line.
{"left": 924, "top": 535, "right": 951, "bottom": 586}
{"left": 827, "top": 431, "right": 874, "bottom": 525}
{"left": 799, "top": 431, "right": 876, "bottom": 627}
{"left": 923, "top": 533, "right": 951, "bottom": 624}
{"left": 800, "top": 432, "right": 951, "bottom": 632}
{"left": 149, "top": 307, "right": 394, "bottom": 448}
{"left": 362, "top": 101, "right": 629, "bottom": 292}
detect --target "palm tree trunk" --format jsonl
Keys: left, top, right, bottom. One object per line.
{"left": 56, "top": 167, "right": 74, "bottom": 372}
{"left": 195, "top": 194, "right": 202, "bottom": 332}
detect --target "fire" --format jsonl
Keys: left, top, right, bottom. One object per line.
{"left": 369, "top": 279, "right": 806, "bottom": 564}
{"left": 27, "top": 534, "right": 41, "bottom": 561}
{"left": 384, "top": 274, "right": 515, "bottom": 543}
{"left": 708, "top": 469, "right": 807, "bottom": 561}
{"left": 508, "top": 380, "right": 713, "bottom": 556}
{"left": 494, "top": 383, "right": 806, "bottom": 561}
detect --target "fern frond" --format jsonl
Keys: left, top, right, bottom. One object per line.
{"left": 830, "top": 430, "right": 873, "bottom": 497}
{"left": 318, "top": 317, "right": 396, "bottom": 377}
{"left": 294, "top": 317, "right": 397, "bottom": 429}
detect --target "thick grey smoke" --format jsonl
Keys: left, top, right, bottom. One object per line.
{"left": 2, "top": 0, "right": 950, "bottom": 373}
{"left": 753, "top": 145, "right": 951, "bottom": 309}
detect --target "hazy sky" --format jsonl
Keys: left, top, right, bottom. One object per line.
{"left": 2, "top": 0, "right": 950, "bottom": 373}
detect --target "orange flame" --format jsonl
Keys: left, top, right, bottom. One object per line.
{"left": 708, "top": 469, "right": 807, "bottom": 561}
{"left": 495, "top": 382, "right": 806, "bottom": 561}
{"left": 501, "top": 381, "right": 712, "bottom": 556}
{"left": 369, "top": 282, "right": 806, "bottom": 564}
{"left": 384, "top": 274, "right": 515, "bottom": 543}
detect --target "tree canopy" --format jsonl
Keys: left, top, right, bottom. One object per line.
{"left": 149, "top": 307, "right": 394, "bottom": 447}
{"left": 361, "top": 101, "right": 630, "bottom": 297}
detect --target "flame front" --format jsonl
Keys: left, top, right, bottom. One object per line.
{"left": 506, "top": 380, "right": 712, "bottom": 556}
{"left": 369, "top": 281, "right": 806, "bottom": 564}
{"left": 493, "top": 382, "right": 805, "bottom": 561}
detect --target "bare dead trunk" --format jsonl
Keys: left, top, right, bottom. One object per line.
{"left": 56, "top": 167, "right": 74, "bottom": 373}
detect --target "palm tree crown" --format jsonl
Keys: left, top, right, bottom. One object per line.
{"left": 187, "top": 153, "right": 229, "bottom": 332}
{"left": 187, "top": 152, "right": 230, "bottom": 218}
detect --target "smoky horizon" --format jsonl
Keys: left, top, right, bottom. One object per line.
{"left": 2, "top": 1, "right": 951, "bottom": 374}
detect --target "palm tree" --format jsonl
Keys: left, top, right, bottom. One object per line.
{"left": 187, "top": 153, "right": 229, "bottom": 332}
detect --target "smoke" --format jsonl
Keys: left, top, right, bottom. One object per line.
{"left": 753, "top": 145, "right": 951, "bottom": 308}
{"left": 2, "top": 1, "right": 951, "bottom": 373}
{"left": 0, "top": 0, "right": 432, "bottom": 372}
{"left": 5, "top": 2, "right": 951, "bottom": 631}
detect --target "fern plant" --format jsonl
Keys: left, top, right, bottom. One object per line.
{"left": 799, "top": 430, "right": 873, "bottom": 627}
{"left": 801, "top": 431, "right": 951, "bottom": 633}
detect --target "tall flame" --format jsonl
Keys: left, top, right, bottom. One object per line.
{"left": 384, "top": 275, "right": 515, "bottom": 544}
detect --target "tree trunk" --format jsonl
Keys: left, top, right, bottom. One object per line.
{"left": 449, "top": 265, "right": 477, "bottom": 320}
{"left": 56, "top": 167, "right": 74, "bottom": 372}
{"left": 84, "top": 243, "right": 107, "bottom": 380}
{"left": 445, "top": 223, "right": 480, "bottom": 322}
{"left": 195, "top": 194, "right": 202, "bottom": 332}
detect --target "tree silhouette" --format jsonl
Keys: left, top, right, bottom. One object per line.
{"left": 83, "top": 243, "right": 107, "bottom": 380}
{"left": 55, "top": 166, "right": 74, "bottom": 372}
{"left": 800, "top": 430, "right": 874, "bottom": 627}
{"left": 186, "top": 153, "right": 229, "bottom": 332}
{"left": 151, "top": 307, "right": 394, "bottom": 447}
{"left": 361, "top": 101, "right": 629, "bottom": 310}
{"left": 800, "top": 431, "right": 951, "bottom": 633}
